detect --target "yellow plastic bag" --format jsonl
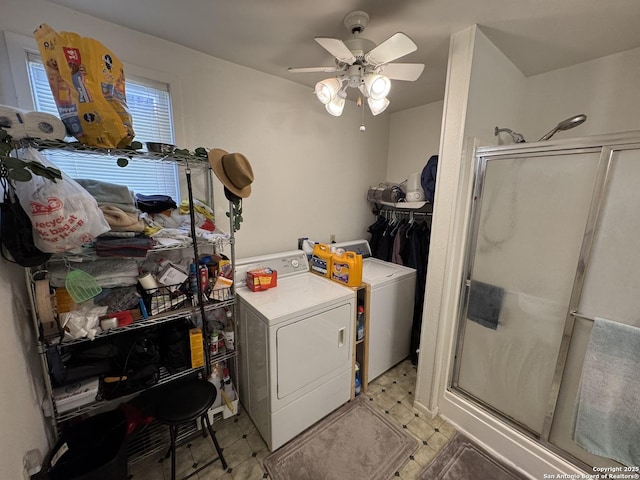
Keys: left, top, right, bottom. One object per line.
{"left": 33, "top": 24, "right": 135, "bottom": 148}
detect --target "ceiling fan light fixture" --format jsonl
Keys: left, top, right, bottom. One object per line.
{"left": 314, "top": 77, "right": 342, "bottom": 105}
{"left": 325, "top": 95, "right": 346, "bottom": 116}
{"left": 367, "top": 96, "right": 390, "bottom": 116}
{"left": 364, "top": 74, "right": 391, "bottom": 100}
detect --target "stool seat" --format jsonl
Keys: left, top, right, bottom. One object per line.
{"left": 156, "top": 380, "right": 216, "bottom": 425}
{"left": 152, "top": 378, "right": 227, "bottom": 480}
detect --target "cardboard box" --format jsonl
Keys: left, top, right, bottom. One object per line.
{"left": 247, "top": 268, "right": 277, "bottom": 292}
{"left": 189, "top": 328, "right": 204, "bottom": 368}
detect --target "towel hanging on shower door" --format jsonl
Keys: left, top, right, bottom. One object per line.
{"left": 573, "top": 317, "right": 640, "bottom": 467}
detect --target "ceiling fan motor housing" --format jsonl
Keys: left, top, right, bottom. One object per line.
{"left": 344, "top": 11, "right": 369, "bottom": 34}
{"left": 344, "top": 38, "right": 377, "bottom": 63}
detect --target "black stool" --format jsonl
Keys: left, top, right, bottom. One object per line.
{"left": 154, "top": 379, "right": 227, "bottom": 480}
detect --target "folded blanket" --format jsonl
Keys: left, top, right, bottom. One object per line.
{"left": 95, "top": 235, "right": 154, "bottom": 258}
{"left": 49, "top": 258, "right": 139, "bottom": 289}
{"left": 100, "top": 205, "right": 145, "bottom": 232}
{"left": 75, "top": 178, "right": 135, "bottom": 207}
{"left": 573, "top": 317, "right": 640, "bottom": 466}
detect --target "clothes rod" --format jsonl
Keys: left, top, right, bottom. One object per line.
{"left": 378, "top": 209, "right": 432, "bottom": 216}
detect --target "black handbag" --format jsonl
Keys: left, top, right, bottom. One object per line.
{"left": 46, "top": 342, "right": 115, "bottom": 387}
{"left": 0, "top": 177, "right": 52, "bottom": 267}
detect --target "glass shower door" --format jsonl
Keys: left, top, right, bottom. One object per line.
{"left": 548, "top": 146, "right": 640, "bottom": 467}
{"left": 452, "top": 150, "right": 601, "bottom": 435}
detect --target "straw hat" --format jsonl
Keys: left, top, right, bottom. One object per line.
{"left": 208, "top": 148, "right": 254, "bottom": 198}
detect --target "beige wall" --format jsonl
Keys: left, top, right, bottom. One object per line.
{"left": 521, "top": 45, "right": 640, "bottom": 140}
{"left": 0, "top": 262, "right": 52, "bottom": 479}
{"left": 386, "top": 101, "right": 443, "bottom": 185}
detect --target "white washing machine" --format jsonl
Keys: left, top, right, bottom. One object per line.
{"left": 234, "top": 250, "right": 355, "bottom": 451}
{"left": 331, "top": 240, "right": 416, "bottom": 380}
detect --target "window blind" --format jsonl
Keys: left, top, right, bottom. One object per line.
{"left": 26, "top": 52, "right": 180, "bottom": 199}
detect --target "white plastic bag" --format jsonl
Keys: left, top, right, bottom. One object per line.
{"left": 13, "top": 147, "right": 110, "bottom": 253}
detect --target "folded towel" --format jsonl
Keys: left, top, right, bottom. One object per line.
{"left": 467, "top": 280, "right": 504, "bottom": 329}
{"left": 100, "top": 205, "right": 145, "bottom": 232}
{"left": 75, "top": 178, "right": 135, "bottom": 208}
{"left": 573, "top": 317, "right": 640, "bottom": 466}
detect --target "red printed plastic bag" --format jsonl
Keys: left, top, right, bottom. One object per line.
{"left": 13, "top": 148, "right": 110, "bottom": 253}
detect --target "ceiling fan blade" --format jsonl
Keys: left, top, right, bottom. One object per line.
{"left": 314, "top": 37, "right": 356, "bottom": 64}
{"left": 365, "top": 33, "right": 417, "bottom": 66}
{"left": 288, "top": 66, "right": 340, "bottom": 73}
{"left": 381, "top": 63, "right": 425, "bottom": 81}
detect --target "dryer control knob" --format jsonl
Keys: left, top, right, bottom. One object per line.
{"left": 291, "top": 259, "right": 299, "bottom": 268}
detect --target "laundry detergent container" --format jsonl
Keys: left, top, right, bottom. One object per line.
{"left": 44, "top": 409, "right": 128, "bottom": 480}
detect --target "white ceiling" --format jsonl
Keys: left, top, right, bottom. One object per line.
{"left": 47, "top": 0, "right": 640, "bottom": 113}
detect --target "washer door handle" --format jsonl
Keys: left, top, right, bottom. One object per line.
{"left": 338, "top": 327, "right": 346, "bottom": 347}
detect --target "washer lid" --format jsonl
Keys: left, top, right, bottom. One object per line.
{"left": 237, "top": 273, "right": 354, "bottom": 322}
{"left": 329, "top": 239, "right": 371, "bottom": 257}
{"left": 362, "top": 257, "right": 416, "bottom": 286}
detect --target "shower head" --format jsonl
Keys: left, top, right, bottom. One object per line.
{"left": 538, "top": 114, "right": 587, "bottom": 141}
{"left": 494, "top": 126, "right": 526, "bottom": 143}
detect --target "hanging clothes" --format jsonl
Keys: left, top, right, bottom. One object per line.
{"left": 367, "top": 215, "right": 387, "bottom": 258}
{"left": 368, "top": 209, "right": 431, "bottom": 365}
{"left": 406, "top": 222, "right": 431, "bottom": 365}
{"left": 375, "top": 219, "right": 394, "bottom": 261}
{"left": 391, "top": 221, "right": 408, "bottom": 265}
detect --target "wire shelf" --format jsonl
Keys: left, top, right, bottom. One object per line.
{"left": 17, "top": 138, "right": 211, "bottom": 168}
{"left": 52, "top": 366, "right": 203, "bottom": 425}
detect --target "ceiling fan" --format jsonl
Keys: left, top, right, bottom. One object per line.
{"left": 289, "top": 11, "right": 425, "bottom": 119}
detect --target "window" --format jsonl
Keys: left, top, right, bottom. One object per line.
{"left": 26, "top": 52, "right": 180, "bottom": 200}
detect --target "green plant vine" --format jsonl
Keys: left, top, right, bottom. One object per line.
{"left": 0, "top": 129, "right": 62, "bottom": 182}
{"left": 226, "top": 197, "right": 243, "bottom": 232}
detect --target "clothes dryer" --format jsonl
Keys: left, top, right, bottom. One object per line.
{"left": 234, "top": 250, "right": 355, "bottom": 451}
{"left": 331, "top": 240, "right": 416, "bottom": 380}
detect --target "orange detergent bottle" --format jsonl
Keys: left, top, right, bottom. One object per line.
{"left": 310, "top": 243, "right": 333, "bottom": 278}
{"left": 330, "top": 251, "right": 363, "bottom": 287}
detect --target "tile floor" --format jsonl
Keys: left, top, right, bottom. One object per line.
{"left": 128, "top": 359, "right": 457, "bottom": 480}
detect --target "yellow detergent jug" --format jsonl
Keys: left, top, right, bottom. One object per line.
{"left": 331, "top": 251, "right": 363, "bottom": 287}
{"left": 310, "top": 243, "right": 332, "bottom": 278}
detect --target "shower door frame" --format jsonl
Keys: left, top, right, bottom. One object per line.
{"left": 450, "top": 130, "right": 640, "bottom": 470}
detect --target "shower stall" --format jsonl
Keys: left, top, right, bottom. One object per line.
{"left": 451, "top": 131, "right": 640, "bottom": 470}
